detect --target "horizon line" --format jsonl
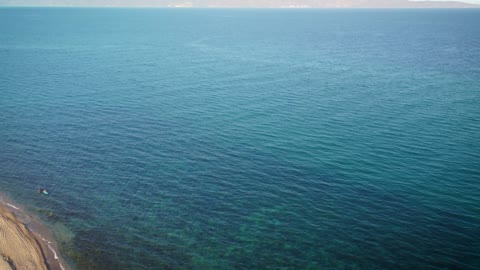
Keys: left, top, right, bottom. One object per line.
{"left": 1, "top": 5, "right": 479, "bottom": 8}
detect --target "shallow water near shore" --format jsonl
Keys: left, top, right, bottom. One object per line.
{"left": 1, "top": 8, "right": 480, "bottom": 270}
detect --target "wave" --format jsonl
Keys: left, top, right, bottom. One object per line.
{"left": 37, "top": 233, "right": 66, "bottom": 270}
{"left": 6, "top": 203, "right": 19, "bottom": 210}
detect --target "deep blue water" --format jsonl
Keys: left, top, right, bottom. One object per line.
{"left": 1, "top": 8, "right": 479, "bottom": 270}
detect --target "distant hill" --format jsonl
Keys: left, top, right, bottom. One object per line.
{"left": 0, "top": 0, "right": 478, "bottom": 8}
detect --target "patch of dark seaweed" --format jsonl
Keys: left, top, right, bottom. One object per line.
{"left": 67, "top": 227, "right": 195, "bottom": 270}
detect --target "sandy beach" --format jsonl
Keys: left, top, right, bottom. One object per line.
{"left": 0, "top": 205, "right": 49, "bottom": 270}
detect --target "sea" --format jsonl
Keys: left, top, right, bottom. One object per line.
{"left": 0, "top": 7, "right": 479, "bottom": 270}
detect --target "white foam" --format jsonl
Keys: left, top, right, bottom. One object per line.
{"left": 37, "top": 233, "right": 64, "bottom": 269}
{"left": 5, "top": 203, "right": 19, "bottom": 209}
{"left": 40, "top": 236, "right": 52, "bottom": 244}
{"left": 47, "top": 244, "right": 58, "bottom": 260}
{"left": 6, "top": 203, "right": 19, "bottom": 210}
{"left": 48, "top": 244, "right": 67, "bottom": 270}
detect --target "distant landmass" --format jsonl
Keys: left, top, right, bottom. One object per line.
{"left": 0, "top": 0, "right": 478, "bottom": 8}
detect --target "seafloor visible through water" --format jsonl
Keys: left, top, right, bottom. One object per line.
{"left": 0, "top": 8, "right": 479, "bottom": 270}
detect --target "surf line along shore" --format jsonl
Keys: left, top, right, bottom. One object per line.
{"left": 0, "top": 203, "right": 65, "bottom": 270}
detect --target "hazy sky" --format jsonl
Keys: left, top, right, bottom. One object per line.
{"left": 0, "top": 0, "right": 479, "bottom": 5}
{"left": 422, "top": 0, "right": 480, "bottom": 3}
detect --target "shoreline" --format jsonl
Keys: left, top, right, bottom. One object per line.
{"left": 0, "top": 195, "right": 67, "bottom": 270}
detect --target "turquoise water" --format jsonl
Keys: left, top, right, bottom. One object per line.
{"left": 1, "top": 8, "right": 479, "bottom": 270}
